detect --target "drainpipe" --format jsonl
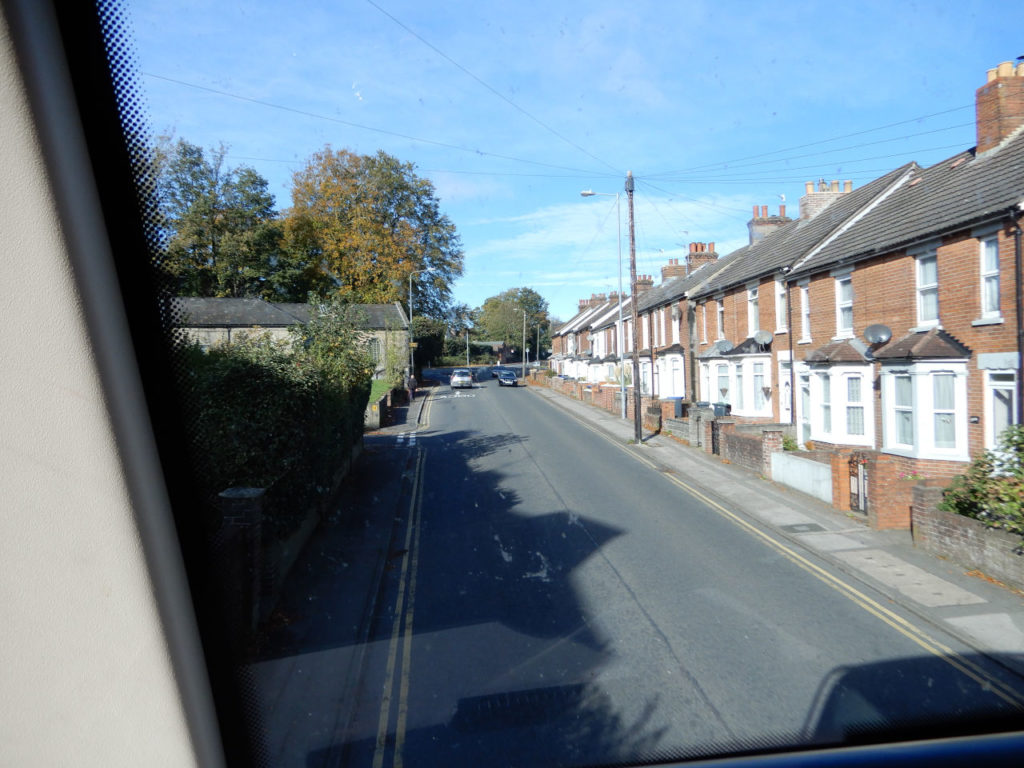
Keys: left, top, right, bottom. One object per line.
{"left": 784, "top": 268, "right": 796, "bottom": 426}
{"left": 1015, "top": 211, "right": 1023, "bottom": 424}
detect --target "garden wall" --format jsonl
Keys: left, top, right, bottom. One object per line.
{"left": 911, "top": 482, "right": 1024, "bottom": 592}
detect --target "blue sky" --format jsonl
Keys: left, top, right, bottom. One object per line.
{"left": 128, "top": 0, "right": 1021, "bottom": 321}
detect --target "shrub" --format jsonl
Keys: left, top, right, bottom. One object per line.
{"left": 782, "top": 434, "right": 799, "bottom": 451}
{"left": 182, "top": 300, "right": 372, "bottom": 538}
{"left": 939, "top": 425, "right": 1024, "bottom": 538}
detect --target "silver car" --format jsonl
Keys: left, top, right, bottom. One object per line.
{"left": 449, "top": 369, "right": 473, "bottom": 389}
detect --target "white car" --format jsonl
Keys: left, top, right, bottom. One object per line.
{"left": 449, "top": 369, "right": 473, "bottom": 389}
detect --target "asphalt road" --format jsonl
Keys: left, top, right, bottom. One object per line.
{"left": 257, "top": 370, "right": 1024, "bottom": 768}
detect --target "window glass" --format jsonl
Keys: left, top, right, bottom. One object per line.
{"left": 821, "top": 373, "right": 831, "bottom": 433}
{"left": 753, "top": 362, "right": 766, "bottom": 410}
{"left": 846, "top": 376, "right": 864, "bottom": 435}
{"left": 981, "top": 237, "right": 1000, "bottom": 316}
{"left": 82, "top": 3, "right": 1024, "bottom": 766}
{"left": 895, "top": 374, "right": 914, "bottom": 445}
{"left": 933, "top": 373, "right": 956, "bottom": 449}
{"left": 917, "top": 254, "right": 939, "bottom": 324}
{"left": 717, "top": 364, "right": 729, "bottom": 402}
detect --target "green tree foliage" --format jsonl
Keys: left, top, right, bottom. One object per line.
{"left": 475, "top": 287, "right": 550, "bottom": 359}
{"left": 182, "top": 299, "right": 371, "bottom": 536}
{"left": 939, "top": 425, "right": 1024, "bottom": 539}
{"left": 157, "top": 139, "right": 293, "bottom": 298}
{"left": 410, "top": 315, "right": 446, "bottom": 369}
{"left": 285, "top": 147, "right": 463, "bottom": 317}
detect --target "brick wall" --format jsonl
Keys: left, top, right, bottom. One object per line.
{"left": 912, "top": 482, "right": 1024, "bottom": 591}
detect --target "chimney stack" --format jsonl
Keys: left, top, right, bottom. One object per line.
{"left": 976, "top": 61, "right": 1024, "bottom": 154}
{"left": 635, "top": 275, "right": 655, "bottom": 293}
{"left": 799, "top": 179, "right": 853, "bottom": 221}
{"left": 748, "top": 204, "right": 793, "bottom": 244}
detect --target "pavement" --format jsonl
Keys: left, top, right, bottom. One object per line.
{"left": 521, "top": 381, "right": 1024, "bottom": 679}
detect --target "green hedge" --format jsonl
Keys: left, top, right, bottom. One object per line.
{"left": 181, "top": 305, "right": 371, "bottom": 537}
{"left": 939, "top": 425, "right": 1024, "bottom": 540}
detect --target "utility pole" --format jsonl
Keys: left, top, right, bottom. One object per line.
{"left": 626, "top": 171, "right": 642, "bottom": 443}
{"left": 521, "top": 309, "right": 527, "bottom": 380}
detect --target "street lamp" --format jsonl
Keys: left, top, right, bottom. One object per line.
{"left": 522, "top": 308, "right": 527, "bottom": 380}
{"left": 580, "top": 189, "right": 626, "bottom": 420}
{"left": 408, "top": 268, "right": 433, "bottom": 376}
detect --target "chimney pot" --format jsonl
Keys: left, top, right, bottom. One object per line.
{"left": 752, "top": 205, "right": 759, "bottom": 218}
{"left": 708, "top": 241, "right": 715, "bottom": 252}
{"left": 844, "top": 180, "right": 852, "bottom": 193}
{"left": 761, "top": 205, "right": 768, "bottom": 218}
{"left": 779, "top": 204, "right": 786, "bottom": 218}
{"left": 997, "top": 60, "right": 1015, "bottom": 78}
{"left": 830, "top": 180, "right": 840, "bottom": 192}
{"left": 805, "top": 181, "right": 814, "bottom": 195}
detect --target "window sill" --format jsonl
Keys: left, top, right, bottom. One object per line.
{"left": 972, "top": 316, "right": 1004, "bottom": 327}
{"left": 797, "top": 339, "right": 813, "bottom": 345}
{"left": 882, "top": 445, "right": 970, "bottom": 462}
{"left": 832, "top": 332, "right": 855, "bottom": 342}
{"left": 911, "top": 323, "right": 941, "bottom": 333}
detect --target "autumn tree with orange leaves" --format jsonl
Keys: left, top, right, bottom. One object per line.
{"left": 285, "top": 148, "right": 463, "bottom": 319}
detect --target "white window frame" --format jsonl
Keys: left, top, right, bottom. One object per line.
{"left": 979, "top": 234, "right": 1001, "bottom": 321}
{"left": 833, "top": 268, "right": 854, "bottom": 339}
{"left": 844, "top": 373, "right": 866, "bottom": 437}
{"left": 642, "top": 313, "right": 650, "bottom": 350}
{"left": 716, "top": 295, "right": 725, "bottom": 341}
{"left": 747, "top": 282, "right": 760, "bottom": 336}
{"left": 726, "top": 355, "right": 773, "bottom": 418}
{"left": 798, "top": 280, "right": 811, "bottom": 343}
{"left": 881, "top": 361, "right": 969, "bottom": 461}
{"left": 914, "top": 250, "right": 940, "bottom": 329}
{"left": 808, "top": 365, "right": 875, "bottom": 447}
{"left": 700, "top": 302, "right": 708, "bottom": 344}
{"left": 775, "top": 277, "right": 788, "bottom": 333}
{"left": 984, "top": 370, "right": 1017, "bottom": 449}
{"left": 716, "top": 363, "right": 730, "bottom": 404}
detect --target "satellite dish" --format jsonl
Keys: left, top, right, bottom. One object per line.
{"left": 864, "top": 323, "right": 892, "bottom": 344}
{"left": 753, "top": 329, "right": 773, "bottom": 345}
{"left": 717, "top": 340, "right": 734, "bottom": 353}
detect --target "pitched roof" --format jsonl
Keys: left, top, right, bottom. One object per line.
{"left": 804, "top": 338, "right": 871, "bottom": 364}
{"left": 691, "top": 164, "right": 915, "bottom": 298}
{"left": 873, "top": 327, "right": 972, "bottom": 361}
{"left": 795, "top": 127, "right": 1024, "bottom": 274}
{"left": 172, "top": 297, "right": 407, "bottom": 330}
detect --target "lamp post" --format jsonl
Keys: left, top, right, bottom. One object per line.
{"left": 522, "top": 308, "right": 527, "bottom": 380}
{"left": 408, "top": 268, "right": 433, "bottom": 376}
{"left": 580, "top": 188, "right": 626, "bottom": 419}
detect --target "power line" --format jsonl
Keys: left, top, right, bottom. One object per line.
{"left": 645, "top": 104, "right": 974, "bottom": 178}
{"left": 142, "top": 72, "right": 619, "bottom": 178}
{"left": 364, "top": 0, "right": 622, "bottom": 175}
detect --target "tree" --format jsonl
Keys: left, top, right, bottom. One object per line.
{"left": 410, "top": 316, "right": 446, "bottom": 369}
{"left": 285, "top": 147, "right": 463, "bottom": 317}
{"left": 156, "top": 139, "right": 288, "bottom": 298}
{"left": 474, "top": 287, "right": 550, "bottom": 361}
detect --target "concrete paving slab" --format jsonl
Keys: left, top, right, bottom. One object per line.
{"left": 834, "top": 549, "right": 988, "bottom": 607}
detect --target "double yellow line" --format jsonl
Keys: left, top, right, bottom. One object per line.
{"left": 566, "top": 409, "right": 1024, "bottom": 710}
{"left": 372, "top": 447, "right": 426, "bottom": 768}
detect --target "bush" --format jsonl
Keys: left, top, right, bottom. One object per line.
{"left": 939, "top": 425, "right": 1024, "bottom": 538}
{"left": 182, "top": 301, "right": 372, "bottom": 538}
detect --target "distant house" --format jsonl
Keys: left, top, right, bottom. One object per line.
{"left": 172, "top": 297, "right": 409, "bottom": 380}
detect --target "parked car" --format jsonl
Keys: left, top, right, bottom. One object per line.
{"left": 449, "top": 369, "right": 473, "bottom": 389}
{"left": 497, "top": 370, "right": 518, "bottom": 387}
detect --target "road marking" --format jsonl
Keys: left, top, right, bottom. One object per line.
{"left": 545, "top": 399, "right": 1024, "bottom": 709}
{"left": 372, "top": 448, "right": 425, "bottom": 768}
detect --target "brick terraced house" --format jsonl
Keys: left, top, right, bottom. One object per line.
{"left": 549, "top": 62, "right": 1024, "bottom": 530}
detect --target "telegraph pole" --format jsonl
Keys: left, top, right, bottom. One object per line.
{"left": 626, "top": 171, "right": 642, "bottom": 443}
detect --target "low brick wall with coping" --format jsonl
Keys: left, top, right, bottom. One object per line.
{"left": 911, "top": 481, "right": 1024, "bottom": 592}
